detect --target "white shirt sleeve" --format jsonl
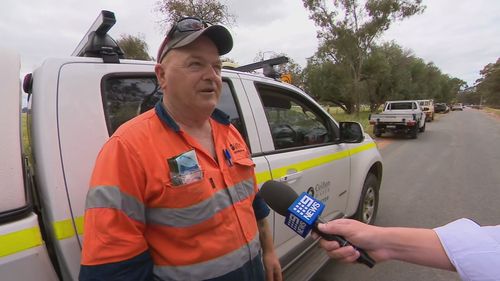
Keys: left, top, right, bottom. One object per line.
{"left": 434, "top": 218, "right": 500, "bottom": 281}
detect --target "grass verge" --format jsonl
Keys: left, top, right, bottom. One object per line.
{"left": 483, "top": 107, "right": 500, "bottom": 119}
{"left": 21, "top": 113, "right": 31, "bottom": 158}
{"left": 324, "top": 106, "right": 373, "bottom": 137}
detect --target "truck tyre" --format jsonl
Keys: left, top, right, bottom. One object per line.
{"left": 353, "top": 173, "right": 379, "bottom": 225}
{"left": 419, "top": 122, "right": 426, "bottom": 132}
{"left": 373, "top": 126, "right": 382, "bottom": 137}
{"left": 410, "top": 125, "right": 418, "bottom": 139}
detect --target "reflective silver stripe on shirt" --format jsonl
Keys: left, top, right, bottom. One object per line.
{"left": 153, "top": 234, "right": 261, "bottom": 281}
{"left": 85, "top": 179, "right": 254, "bottom": 228}
{"left": 147, "top": 178, "right": 255, "bottom": 227}
{"left": 85, "top": 186, "right": 146, "bottom": 223}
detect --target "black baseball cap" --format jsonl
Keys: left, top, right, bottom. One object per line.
{"left": 157, "top": 17, "right": 233, "bottom": 62}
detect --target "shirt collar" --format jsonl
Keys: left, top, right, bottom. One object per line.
{"left": 154, "top": 99, "right": 230, "bottom": 132}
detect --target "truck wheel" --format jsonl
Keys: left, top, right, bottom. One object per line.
{"left": 373, "top": 127, "right": 382, "bottom": 137}
{"left": 419, "top": 122, "right": 426, "bottom": 132}
{"left": 410, "top": 126, "right": 418, "bottom": 139}
{"left": 354, "top": 174, "right": 379, "bottom": 225}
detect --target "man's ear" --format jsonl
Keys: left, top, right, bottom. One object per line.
{"left": 155, "top": 63, "right": 166, "bottom": 88}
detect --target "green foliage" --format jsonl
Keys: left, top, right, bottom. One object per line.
{"left": 458, "top": 89, "right": 481, "bottom": 105}
{"left": 117, "top": 34, "right": 153, "bottom": 61}
{"left": 303, "top": 58, "right": 356, "bottom": 113}
{"left": 21, "top": 113, "right": 31, "bottom": 159}
{"left": 476, "top": 58, "right": 500, "bottom": 107}
{"left": 304, "top": 39, "right": 466, "bottom": 113}
{"left": 325, "top": 106, "right": 372, "bottom": 135}
{"left": 302, "top": 0, "right": 425, "bottom": 113}
{"left": 363, "top": 42, "right": 411, "bottom": 111}
{"left": 155, "top": 0, "right": 236, "bottom": 31}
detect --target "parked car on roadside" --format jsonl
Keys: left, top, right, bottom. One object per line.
{"left": 418, "top": 99, "right": 435, "bottom": 122}
{"left": 435, "top": 103, "right": 449, "bottom": 113}
{"left": 452, "top": 103, "right": 464, "bottom": 111}
{"left": 369, "top": 100, "right": 426, "bottom": 139}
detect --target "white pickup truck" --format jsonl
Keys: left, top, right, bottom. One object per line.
{"left": 0, "top": 11, "right": 383, "bottom": 281}
{"left": 418, "top": 99, "right": 435, "bottom": 122}
{"left": 369, "top": 100, "right": 426, "bottom": 139}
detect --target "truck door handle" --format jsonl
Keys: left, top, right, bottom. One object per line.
{"left": 279, "top": 171, "right": 303, "bottom": 183}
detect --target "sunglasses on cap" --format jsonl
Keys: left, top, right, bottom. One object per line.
{"left": 157, "top": 17, "right": 211, "bottom": 62}
{"left": 167, "top": 17, "right": 210, "bottom": 38}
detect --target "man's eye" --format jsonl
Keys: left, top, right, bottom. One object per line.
{"left": 213, "top": 64, "right": 222, "bottom": 73}
{"left": 189, "top": 61, "right": 203, "bottom": 68}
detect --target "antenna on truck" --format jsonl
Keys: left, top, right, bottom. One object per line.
{"left": 72, "top": 10, "right": 124, "bottom": 63}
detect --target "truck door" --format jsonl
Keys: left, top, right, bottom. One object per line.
{"left": 0, "top": 49, "right": 59, "bottom": 281}
{"left": 240, "top": 78, "right": 350, "bottom": 252}
{"left": 219, "top": 73, "right": 275, "bottom": 230}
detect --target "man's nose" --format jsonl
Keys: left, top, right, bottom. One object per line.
{"left": 202, "top": 65, "right": 221, "bottom": 81}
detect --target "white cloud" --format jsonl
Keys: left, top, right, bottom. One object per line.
{"left": 226, "top": 0, "right": 290, "bottom": 27}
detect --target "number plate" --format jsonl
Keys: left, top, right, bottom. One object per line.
{"left": 386, "top": 125, "right": 396, "bottom": 129}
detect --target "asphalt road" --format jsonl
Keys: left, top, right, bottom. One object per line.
{"left": 313, "top": 108, "right": 500, "bottom": 281}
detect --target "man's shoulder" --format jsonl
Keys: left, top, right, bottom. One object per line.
{"left": 105, "top": 109, "right": 171, "bottom": 152}
{"left": 113, "top": 109, "right": 161, "bottom": 138}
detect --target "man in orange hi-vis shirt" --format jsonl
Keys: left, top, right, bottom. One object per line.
{"left": 79, "top": 17, "right": 282, "bottom": 281}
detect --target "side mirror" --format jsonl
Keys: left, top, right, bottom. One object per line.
{"left": 339, "top": 122, "right": 364, "bottom": 143}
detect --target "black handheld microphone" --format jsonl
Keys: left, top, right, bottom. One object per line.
{"left": 259, "top": 180, "right": 375, "bottom": 268}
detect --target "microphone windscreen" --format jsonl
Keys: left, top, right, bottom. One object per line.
{"left": 259, "top": 180, "right": 298, "bottom": 216}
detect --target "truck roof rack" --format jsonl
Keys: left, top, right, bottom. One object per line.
{"left": 72, "top": 10, "right": 124, "bottom": 63}
{"left": 233, "top": 56, "right": 289, "bottom": 79}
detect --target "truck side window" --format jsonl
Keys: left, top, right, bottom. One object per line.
{"left": 102, "top": 76, "right": 162, "bottom": 135}
{"left": 102, "top": 77, "right": 246, "bottom": 142}
{"left": 257, "top": 85, "right": 334, "bottom": 150}
{"left": 216, "top": 81, "right": 247, "bottom": 142}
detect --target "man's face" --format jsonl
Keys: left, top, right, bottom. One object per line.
{"left": 155, "top": 36, "right": 223, "bottom": 115}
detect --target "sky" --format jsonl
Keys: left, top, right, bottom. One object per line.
{"left": 1, "top": 0, "right": 499, "bottom": 87}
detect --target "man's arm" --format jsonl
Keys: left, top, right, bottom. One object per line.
{"left": 79, "top": 251, "right": 153, "bottom": 281}
{"left": 251, "top": 192, "right": 282, "bottom": 281}
{"left": 257, "top": 218, "right": 282, "bottom": 281}
{"left": 80, "top": 137, "right": 152, "bottom": 280}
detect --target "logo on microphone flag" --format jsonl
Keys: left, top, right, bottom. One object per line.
{"left": 285, "top": 192, "right": 325, "bottom": 237}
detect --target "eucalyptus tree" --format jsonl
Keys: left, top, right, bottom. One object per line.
{"left": 302, "top": 0, "right": 425, "bottom": 114}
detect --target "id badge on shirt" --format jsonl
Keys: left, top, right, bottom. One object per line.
{"left": 167, "top": 149, "right": 203, "bottom": 186}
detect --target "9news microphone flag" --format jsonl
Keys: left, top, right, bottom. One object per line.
{"left": 286, "top": 192, "right": 325, "bottom": 238}
{"left": 259, "top": 180, "right": 375, "bottom": 268}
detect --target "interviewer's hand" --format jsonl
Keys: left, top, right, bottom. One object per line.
{"left": 312, "top": 219, "right": 389, "bottom": 264}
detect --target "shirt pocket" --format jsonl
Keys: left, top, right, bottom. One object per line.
{"left": 232, "top": 156, "right": 255, "bottom": 167}
{"left": 160, "top": 169, "right": 210, "bottom": 207}
{"left": 231, "top": 156, "right": 256, "bottom": 180}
